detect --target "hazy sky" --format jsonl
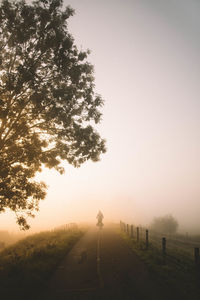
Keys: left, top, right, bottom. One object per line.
{"left": 1, "top": 0, "right": 200, "bottom": 232}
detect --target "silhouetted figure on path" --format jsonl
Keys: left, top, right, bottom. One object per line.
{"left": 96, "top": 210, "right": 104, "bottom": 229}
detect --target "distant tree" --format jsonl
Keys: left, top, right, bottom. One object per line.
{"left": 150, "top": 215, "right": 178, "bottom": 235}
{"left": 0, "top": 0, "right": 106, "bottom": 229}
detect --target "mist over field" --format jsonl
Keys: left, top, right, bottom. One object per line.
{"left": 0, "top": 0, "right": 200, "bottom": 236}
{"left": 1, "top": 1, "right": 200, "bottom": 300}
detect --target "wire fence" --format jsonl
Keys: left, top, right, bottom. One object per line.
{"left": 120, "top": 221, "right": 200, "bottom": 270}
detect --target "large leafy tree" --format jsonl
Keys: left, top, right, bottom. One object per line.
{"left": 0, "top": 0, "right": 106, "bottom": 229}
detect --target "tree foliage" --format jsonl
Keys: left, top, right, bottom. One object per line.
{"left": 0, "top": 0, "right": 106, "bottom": 229}
{"left": 150, "top": 215, "right": 178, "bottom": 235}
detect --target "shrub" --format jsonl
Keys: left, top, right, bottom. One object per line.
{"left": 150, "top": 215, "right": 178, "bottom": 234}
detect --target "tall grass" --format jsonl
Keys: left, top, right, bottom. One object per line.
{"left": 0, "top": 227, "right": 85, "bottom": 299}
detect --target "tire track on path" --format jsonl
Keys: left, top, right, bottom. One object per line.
{"left": 97, "top": 229, "right": 104, "bottom": 289}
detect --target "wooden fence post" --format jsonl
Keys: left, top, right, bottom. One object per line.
{"left": 131, "top": 225, "right": 134, "bottom": 238}
{"left": 137, "top": 227, "right": 139, "bottom": 242}
{"left": 146, "top": 229, "right": 149, "bottom": 249}
{"left": 194, "top": 247, "right": 199, "bottom": 267}
{"left": 162, "top": 237, "right": 166, "bottom": 264}
{"left": 127, "top": 224, "right": 129, "bottom": 236}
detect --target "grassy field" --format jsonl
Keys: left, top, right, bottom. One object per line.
{"left": 118, "top": 224, "right": 200, "bottom": 300}
{"left": 0, "top": 230, "right": 25, "bottom": 248}
{"left": 0, "top": 226, "right": 85, "bottom": 299}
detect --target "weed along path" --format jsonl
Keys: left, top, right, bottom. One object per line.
{"left": 39, "top": 226, "right": 174, "bottom": 300}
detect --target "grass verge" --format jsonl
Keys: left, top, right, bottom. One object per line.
{"left": 118, "top": 228, "right": 200, "bottom": 300}
{"left": 0, "top": 227, "right": 85, "bottom": 299}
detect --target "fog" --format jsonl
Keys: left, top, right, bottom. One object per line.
{"left": 0, "top": 0, "right": 200, "bottom": 234}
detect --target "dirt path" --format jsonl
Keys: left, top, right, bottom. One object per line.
{"left": 39, "top": 227, "right": 171, "bottom": 300}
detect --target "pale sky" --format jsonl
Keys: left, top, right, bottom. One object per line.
{"left": 1, "top": 0, "right": 200, "bottom": 232}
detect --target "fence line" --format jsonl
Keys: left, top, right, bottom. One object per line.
{"left": 120, "top": 221, "right": 200, "bottom": 269}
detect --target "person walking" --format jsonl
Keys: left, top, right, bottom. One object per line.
{"left": 96, "top": 210, "right": 104, "bottom": 228}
